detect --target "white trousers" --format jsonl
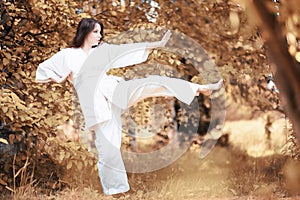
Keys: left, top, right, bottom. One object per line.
{"left": 94, "top": 106, "right": 129, "bottom": 195}
{"left": 94, "top": 77, "right": 216, "bottom": 195}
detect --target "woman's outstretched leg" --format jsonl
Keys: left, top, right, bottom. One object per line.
{"left": 125, "top": 76, "right": 223, "bottom": 107}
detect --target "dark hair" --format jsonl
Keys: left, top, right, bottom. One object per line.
{"left": 70, "top": 18, "right": 103, "bottom": 48}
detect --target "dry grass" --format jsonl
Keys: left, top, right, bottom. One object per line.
{"left": 4, "top": 146, "right": 300, "bottom": 200}
{"left": 3, "top": 107, "right": 300, "bottom": 200}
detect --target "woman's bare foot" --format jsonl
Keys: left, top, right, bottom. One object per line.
{"left": 197, "top": 89, "right": 213, "bottom": 96}
{"left": 102, "top": 192, "right": 127, "bottom": 199}
{"left": 196, "top": 79, "right": 223, "bottom": 96}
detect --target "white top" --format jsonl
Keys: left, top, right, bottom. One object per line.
{"left": 36, "top": 48, "right": 84, "bottom": 82}
{"left": 36, "top": 42, "right": 151, "bottom": 130}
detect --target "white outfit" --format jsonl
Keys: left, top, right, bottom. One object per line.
{"left": 36, "top": 42, "right": 220, "bottom": 195}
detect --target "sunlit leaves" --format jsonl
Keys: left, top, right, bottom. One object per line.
{"left": 0, "top": 0, "right": 84, "bottom": 190}
{"left": 43, "top": 136, "right": 97, "bottom": 174}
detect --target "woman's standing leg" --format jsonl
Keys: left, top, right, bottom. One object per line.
{"left": 94, "top": 105, "right": 130, "bottom": 195}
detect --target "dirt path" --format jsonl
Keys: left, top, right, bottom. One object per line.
{"left": 49, "top": 145, "right": 300, "bottom": 200}
{"left": 5, "top": 104, "right": 300, "bottom": 200}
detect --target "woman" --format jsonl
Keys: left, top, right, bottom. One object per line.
{"left": 36, "top": 18, "right": 223, "bottom": 196}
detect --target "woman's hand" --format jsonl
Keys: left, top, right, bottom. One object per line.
{"left": 160, "top": 30, "right": 172, "bottom": 47}
{"left": 147, "top": 30, "right": 172, "bottom": 49}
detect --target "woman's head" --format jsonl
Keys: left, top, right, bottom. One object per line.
{"left": 71, "top": 18, "right": 103, "bottom": 48}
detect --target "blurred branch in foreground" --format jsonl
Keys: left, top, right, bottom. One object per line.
{"left": 248, "top": 0, "right": 300, "bottom": 144}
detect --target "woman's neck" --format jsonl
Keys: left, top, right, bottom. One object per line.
{"left": 81, "top": 44, "right": 92, "bottom": 54}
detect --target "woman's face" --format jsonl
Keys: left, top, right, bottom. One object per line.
{"left": 85, "top": 23, "right": 102, "bottom": 47}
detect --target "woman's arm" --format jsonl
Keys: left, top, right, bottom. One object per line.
{"left": 36, "top": 49, "right": 72, "bottom": 83}
{"left": 106, "top": 30, "right": 172, "bottom": 69}
{"left": 145, "top": 30, "right": 172, "bottom": 49}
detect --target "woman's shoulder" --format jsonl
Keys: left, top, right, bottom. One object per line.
{"left": 97, "top": 42, "right": 125, "bottom": 48}
{"left": 65, "top": 47, "right": 82, "bottom": 52}
{"left": 97, "top": 42, "right": 110, "bottom": 47}
{"left": 56, "top": 47, "right": 83, "bottom": 56}
{"left": 54, "top": 47, "right": 77, "bottom": 54}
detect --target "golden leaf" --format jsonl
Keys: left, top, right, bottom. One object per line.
{"left": 41, "top": 109, "right": 48, "bottom": 115}
{"left": 77, "top": 161, "right": 83, "bottom": 170}
{"left": 7, "top": 110, "right": 14, "bottom": 120}
{"left": 59, "top": 151, "right": 65, "bottom": 162}
{"left": 2, "top": 107, "right": 8, "bottom": 113}
{"left": 65, "top": 152, "right": 71, "bottom": 159}
{"left": 16, "top": 102, "right": 27, "bottom": 111}
{"left": 19, "top": 113, "right": 28, "bottom": 122}
{"left": 3, "top": 58, "right": 9, "bottom": 66}
{"left": 81, "top": 154, "right": 86, "bottom": 161}
{"left": 89, "top": 159, "right": 94, "bottom": 166}
{"left": 0, "top": 138, "right": 8, "bottom": 145}
{"left": 31, "top": 108, "right": 40, "bottom": 114}
{"left": 10, "top": 92, "right": 25, "bottom": 104}
{"left": 9, "top": 134, "right": 15, "bottom": 144}
{"left": 66, "top": 162, "right": 72, "bottom": 170}
{"left": 0, "top": 179, "right": 7, "bottom": 186}
{"left": 111, "top": 11, "right": 117, "bottom": 16}
{"left": 62, "top": 116, "right": 69, "bottom": 121}
{"left": 67, "top": 110, "right": 73, "bottom": 116}
{"left": 3, "top": 51, "right": 11, "bottom": 59}
{"left": 84, "top": 160, "right": 88, "bottom": 167}
{"left": 15, "top": 134, "right": 22, "bottom": 142}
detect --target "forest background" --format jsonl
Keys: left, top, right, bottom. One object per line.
{"left": 0, "top": 0, "right": 300, "bottom": 199}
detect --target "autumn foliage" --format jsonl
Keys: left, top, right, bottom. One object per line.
{"left": 0, "top": 0, "right": 299, "bottom": 195}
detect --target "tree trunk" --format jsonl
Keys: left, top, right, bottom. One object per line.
{"left": 250, "top": 0, "right": 300, "bottom": 144}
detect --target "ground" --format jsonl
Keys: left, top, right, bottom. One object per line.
{"left": 6, "top": 101, "right": 300, "bottom": 200}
